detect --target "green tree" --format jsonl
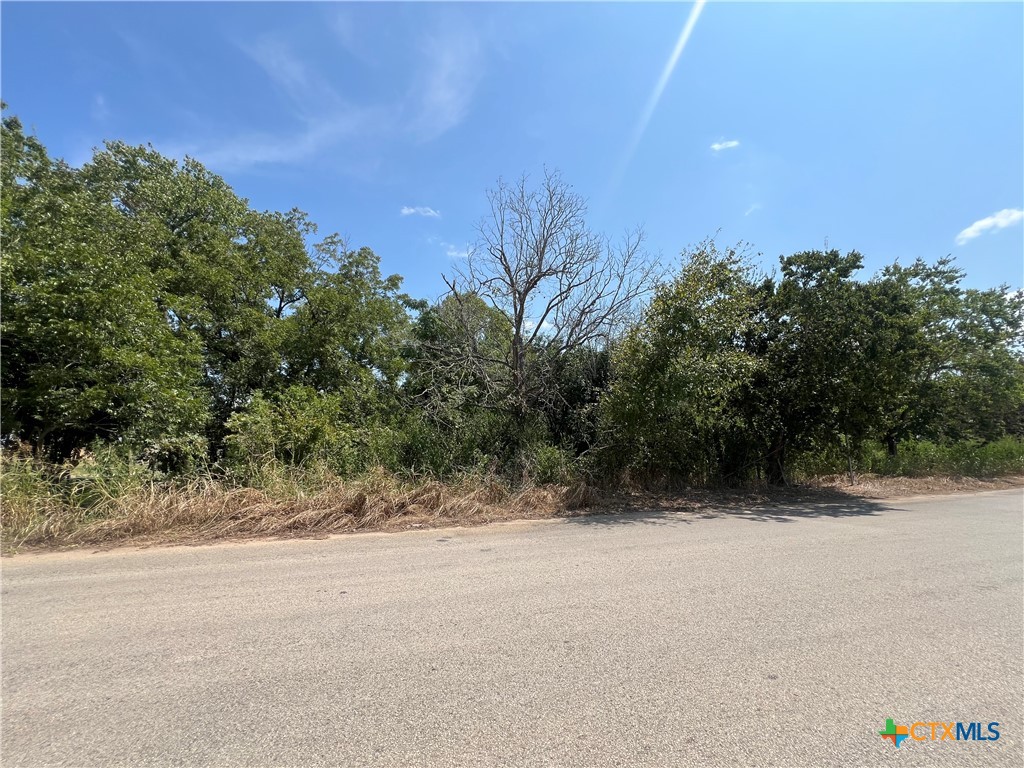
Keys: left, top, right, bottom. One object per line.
{"left": 1, "top": 113, "right": 207, "bottom": 462}
{"left": 225, "top": 385, "right": 400, "bottom": 479}
{"left": 402, "top": 293, "right": 519, "bottom": 474}
{"left": 281, "top": 239, "right": 414, "bottom": 400}
{"left": 753, "top": 249, "right": 872, "bottom": 483}
{"left": 864, "top": 260, "right": 1024, "bottom": 452}
{"left": 601, "top": 241, "right": 762, "bottom": 481}
{"left": 79, "top": 142, "right": 280, "bottom": 452}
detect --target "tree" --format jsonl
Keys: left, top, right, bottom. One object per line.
{"left": 863, "top": 260, "right": 1024, "bottom": 452}
{"left": 401, "top": 293, "right": 518, "bottom": 475}
{"left": 79, "top": 141, "right": 275, "bottom": 453}
{"left": 281, "top": 239, "right": 416, "bottom": 409}
{"left": 600, "top": 240, "right": 763, "bottom": 481}
{"left": 442, "top": 170, "right": 659, "bottom": 425}
{"left": 2, "top": 111, "right": 419, "bottom": 465}
{"left": 753, "top": 249, "right": 872, "bottom": 483}
{"left": 536, "top": 344, "right": 611, "bottom": 457}
{"left": 1, "top": 113, "right": 207, "bottom": 462}
{"left": 406, "top": 292, "right": 512, "bottom": 420}
{"left": 946, "top": 287, "right": 1024, "bottom": 440}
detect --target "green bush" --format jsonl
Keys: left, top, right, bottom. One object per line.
{"left": 397, "top": 408, "right": 536, "bottom": 481}
{"left": 791, "top": 437, "right": 1024, "bottom": 479}
{"left": 865, "top": 438, "right": 1024, "bottom": 477}
{"left": 140, "top": 433, "right": 208, "bottom": 475}
{"left": 225, "top": 386, "right": 400, "bottom": 480}
{"left": 523, "top": 443, "right": 573, "bottom": 485}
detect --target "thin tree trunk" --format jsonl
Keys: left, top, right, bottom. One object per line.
{"left": 766, "top": 437, "right": 787, "bottom": 486}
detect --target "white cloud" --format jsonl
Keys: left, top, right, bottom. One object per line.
{"left": 407, "top": 21, "right": 484, "bottom": 142}
{"left": 157, "top": 20, "right": 486, "bottom": 173}
{"left": 330, "top": 10, "right": 358, "bottom": 53}
{"left": 711, "top": 139, "right": 740, "bottom": 152}
{"left": 744, "top": 203, "right": 761, "bottom": 216}
{"left": 162, "top": 106, "right": 384, "bottom": 172}
{"left": 158, "top": 37, "right": 397, "bottom": 172}
{"left": 240, "top": 38, "right": 341, "bottom": 115}
{"left": 955, "top": 208, "right": 1024, "bottom": 245}
{"left": 401, "top": 206, "right": 441, "bottom": 218}
{"left": 443, "top": 242, "right": 469, "bottom": 259}
{"left": 524, "top": 318, "right": 555, "bottom": 335}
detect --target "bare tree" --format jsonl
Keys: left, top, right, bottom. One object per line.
{"left": 441, "top": 169, "right": 660, "bottom": 418}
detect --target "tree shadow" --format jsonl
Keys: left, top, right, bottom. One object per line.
{"left": 561, "top": 486, "right": 892, "bottom": 528}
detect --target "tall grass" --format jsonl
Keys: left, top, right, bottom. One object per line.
{"left": 3, "top": 438, "right": 1021, "bottom": 553}
{"left": 0, "top": 452, "right": 600, "bottom": 553}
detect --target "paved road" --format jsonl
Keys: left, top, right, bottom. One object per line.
{"left": 2, "top": 489, "right": 1022, "bottom": 767}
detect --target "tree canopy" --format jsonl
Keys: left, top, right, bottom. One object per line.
{"left": 3, "top": 109, "right": 1022, "bottom": 483}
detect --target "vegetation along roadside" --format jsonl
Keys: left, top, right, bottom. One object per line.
{"left": 2, "top": 107, "right": 1022, "bottom": 552}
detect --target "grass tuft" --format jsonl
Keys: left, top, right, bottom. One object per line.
{"left": 0, "top": 454, "right": 605, "bottom": 553}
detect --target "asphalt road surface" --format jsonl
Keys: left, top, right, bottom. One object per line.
{"left": 3, "top": 489, "right": 1022, "bottom": 767}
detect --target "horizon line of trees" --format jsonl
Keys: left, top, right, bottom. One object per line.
{"left": 3, "top": 109, "right": 1023, "bottom": 486}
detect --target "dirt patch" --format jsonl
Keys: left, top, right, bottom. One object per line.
{"left": 806, "top": 473, "right": 1024, "bottom": 499}
{"left": 605, "top": 475, "right": 1024, "bottom": 518}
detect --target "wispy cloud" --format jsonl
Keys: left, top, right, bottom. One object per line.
{"left": 162, "top": 105, "right": 385, "bottom": 172}
{"left": 744, "top": 202, "right": 761, "bottom": 216}
{"left": 326, "top": 7, "right": 379, "bottom": 69}
{"left": 163, "top": 37, "right": 387, "bottom": 171}
{"left": 955, "top": 208, "right": 1024, "bottom": 245}
{"left": 330, "top": 9, "right": 358, "bottom": 54}
{"left": 711, "top": 139, "right": 740, "bottom": 152}
{"left": 157, "top": 19, "right": 485, "bottom": 173}
{"left": 239, "top": 37, "right": 357, "bottom": 120}
{"left": 407, "top": 21, "right": 484, "bottom": 142}
{"left": 442, "top": 241, "right": 469, "bottom": 259}
{"left": 401, "top": 206, "right": 441, "bottom": 218}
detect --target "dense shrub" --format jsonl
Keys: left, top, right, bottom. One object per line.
{"left": 790, "top": 437, "right": 1024, "bottom": 479}
{"left": 225, "top": 387, "right": 401, "bottom": 480}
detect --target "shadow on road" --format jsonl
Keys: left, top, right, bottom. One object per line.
{"left": 562, "top": 487, "right": 893, "bottom": 528}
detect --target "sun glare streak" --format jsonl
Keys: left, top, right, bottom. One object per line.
{"left": 605, "top": 0, "right": 707, "bottom": 200}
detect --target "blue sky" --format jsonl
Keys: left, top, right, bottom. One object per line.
{"left": 3, "top": 1, "right": 1022, "bottom": 299}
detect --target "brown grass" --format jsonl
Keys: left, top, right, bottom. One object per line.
{"left": 0, "top": 468, "right": 604, "bottom": 554}
{"left": 806, "top": 473, "right": 1024, "bottom": 498}
{"left": 2, "top": 459, "right": 1018, "bottom": 555}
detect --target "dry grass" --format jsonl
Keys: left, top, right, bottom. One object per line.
{"left": 806, "top": 473, "right": 1024, "bottom": 498}
{"left": 0, "top": 465, "right": 604, "bottom": 554}
{"left": 3, "top": 456, "right": 1018, "bottom": 555}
